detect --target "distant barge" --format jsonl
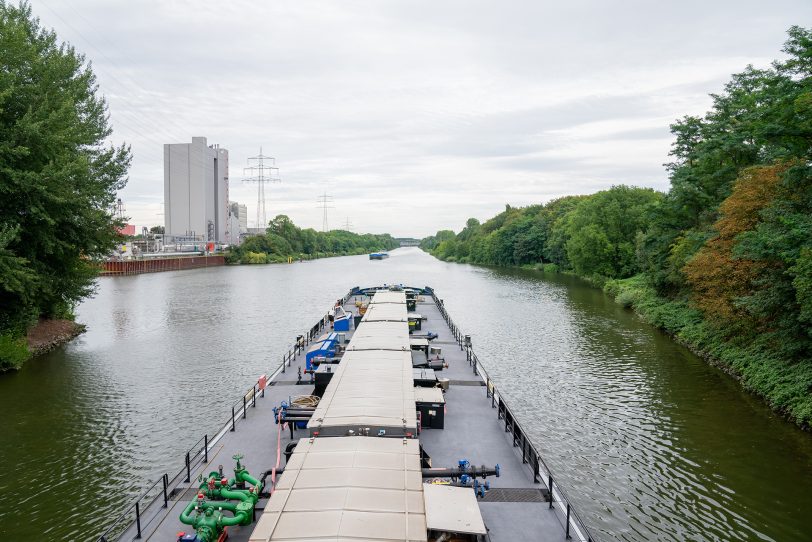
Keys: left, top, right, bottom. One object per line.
{"left": 100, "top": 286, "right": 595, "bottom": 542}
{"left": 369, "top": 252, "right": 389, "bottom": 260}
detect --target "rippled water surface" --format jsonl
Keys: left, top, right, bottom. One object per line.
{"left": 1, "top": 248, "right": 811, "bottom": 541}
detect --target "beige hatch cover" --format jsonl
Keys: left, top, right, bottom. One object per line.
{"left": 423, "top": 483, "right": 487, "bottom": 535}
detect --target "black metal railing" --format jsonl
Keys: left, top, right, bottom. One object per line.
{"left": 96, "top": 291, "right": 353, "bottom": 541}
{"left": 432, "top": 292, "right": 596, "bottom": 542}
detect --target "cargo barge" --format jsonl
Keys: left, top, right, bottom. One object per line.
{"left": 369, "top": 252, "right": 389, "bottom": 260}
{"left": 99, "top": 286, "right": 595, "bottom": 542}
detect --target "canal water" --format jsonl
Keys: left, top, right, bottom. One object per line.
{"left": 0, "top": 247, "right": 810, "bottom": 541}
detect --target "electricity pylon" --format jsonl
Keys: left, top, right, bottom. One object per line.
{"left": 316, "top": 192, "right": 334, "bottom": 232}
{"left": 243, "top": 147, "right": 280, "bottom": 228}
{"left": 342, "top": 216, "right": 353, "bottom": 232}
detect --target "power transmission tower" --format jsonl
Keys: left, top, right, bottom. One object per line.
{"left": 316, "top": 192, "right": 334, "bottom": 232}
{"left": 342, "top": 216, "right": 353, "bottom": 232}
{"left": 115, "top": 197, "right": 125, "bottom": 219}
{"left": 242, "top": 147, "right": 280, "bottom": 228}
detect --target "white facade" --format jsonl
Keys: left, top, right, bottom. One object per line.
{"left": 228, "top": 201, "right": 248, "bottom": 233}
{"left": 226, "top": 201, "right": 247, "bottom": 245}
{"left": 164, "top": 137, "right": 229, "bottom": 243}
{"left": 238, "top": 203, "right": 248, "bottom": 232}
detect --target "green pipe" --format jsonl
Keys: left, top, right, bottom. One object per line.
{"left": 202, "top": 501, "right": 239, "bottom": 513}
{"left": 179, "top": 454, "right": 262, "bottom": 541}
{"left": 220, "top": 511, "right": 249, "bottom": 527}
{"left": 180, "top": 500, "right": 252, "bottom": 540}
{"left": 179, "top": 500, "right": 198, "bottom": 525}
{"left": 219, "top": 487, "right": 251, "bottom": 503}
{"left": 237, "top": 470, "right": 262, "bottom": 489}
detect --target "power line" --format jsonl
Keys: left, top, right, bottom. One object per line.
{"left": 243, "top": 147, "right": 281, "bottom": 228}
{"left": 316, "top": 192, "right": 335, "bottom": 232}
{"left": 342, "top": 216, "right": 353, "bottom": 232}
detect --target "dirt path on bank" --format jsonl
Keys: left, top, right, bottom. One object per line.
{"left": 26, "top": 319, "right": 85, "bottom": 356}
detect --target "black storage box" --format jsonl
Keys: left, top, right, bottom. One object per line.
{"left": 415, "top": 386, "right": 445, "bottom": 429}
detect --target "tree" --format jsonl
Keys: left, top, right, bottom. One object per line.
{"left": 683, "top": 165, "right": 783, "bottom": 323}
{"left": 563, "top": 186, "right": 661, "bottom": 278}
{"left": 0, "top": 2, "right": 131, "bottom": 336}
{"left": 734, "top": 164, "right": 812, "bottom": 356}
{"left": 640, "top": 26, "right": 812, "bottom": 295}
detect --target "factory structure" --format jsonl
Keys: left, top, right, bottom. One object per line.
{"left": 163, "top": 137, "right": 230, "bottom": 244}
{"left": 161, "top": 136, "right": 252, "bottom": 248}
{"left": 107, "top": 137, "right": 255, "bottom": 270}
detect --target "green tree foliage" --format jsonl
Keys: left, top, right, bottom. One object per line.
{"left": 418, "top": 230, "right": 455, "bottom": 251}
{"left": 733, "top": 164, "right": 812, "bottom": 358}
{"left": 227, "top": 215, "right": 398, "bottom": 264}
{"left": 0, "top": 3, "right": 130, "bottom": 355}
{"left": 639, "top": 26, "right": 812, "bottom": 295}
{"left": 421, "top": 187, "right": 660, "bottom": 278}
{"left": 564, "top": 187, "right": 661, "bottom": 277}
{"left": 683, "top": 165, "right": 783, "bottom": 325}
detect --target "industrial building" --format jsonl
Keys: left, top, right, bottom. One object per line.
{"left": 227, "top": 201, "right": 248, "bottom": 245}
{"left": 164, "top": 137, "right": 229, "bottom": 244}
{"left": 236, "top": 202, "right": 248, "bottom": 231}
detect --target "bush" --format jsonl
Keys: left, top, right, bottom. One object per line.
{"left": 242, "top": 251, "right": 268, "bottom": 264}
{"left": 0, "top": 333, "right": 30, "bottom": 371}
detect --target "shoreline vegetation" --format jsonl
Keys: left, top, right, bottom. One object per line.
{"left": 224, "top": 214, "right": 398, "bottom": 265}
{"left": 1, "top": 5, "right": 131, "bottom": 372}
{"left": 0, "top": 319, "right": 86, "bottom": 372}
{"left": 421, "top": 27, "right": 812, "bottom": 429}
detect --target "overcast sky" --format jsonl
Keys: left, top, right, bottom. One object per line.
{"left": 30, "top": 0, "right": 811, "bottom": 237}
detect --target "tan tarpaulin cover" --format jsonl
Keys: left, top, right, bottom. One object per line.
{"left": 370, "top": 291, "right": 407, "bottom": 304}
{"left": 307, "top": 350, "right": 417, "bottom": 436}
{"left": 249, "top": 437, "right": 427, "bottom": 542}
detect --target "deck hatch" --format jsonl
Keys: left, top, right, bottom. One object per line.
{"left": 362, "top": 302, "right": 408, "bottom": 323}
{"left": 307, "top": 349, "right": 418, "bottom": 436}
{"left": 369, "top": 291, "right": 407, "bottom": 304}
{"left": 250, "top": 437, "right": 427, "bottom": 542}
{"left": 423, "top": 483, "right": 487, "bottom": 535}
{"left": 348, "top": 321, "right": 410, "bottom": 351}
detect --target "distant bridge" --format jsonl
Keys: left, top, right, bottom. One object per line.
{"left": 396, "top": 238, "right": 420, "bottom": 247}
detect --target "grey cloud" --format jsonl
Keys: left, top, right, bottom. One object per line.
{"left": 29, "top": 0, "right": 812, "bottom": 237}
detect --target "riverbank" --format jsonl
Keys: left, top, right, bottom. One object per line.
{"left": 226, "top": 247, "right": 397, "bottom": 265}
{"left": 511, "top": 261, "right": 812, "bottom": 429}
{"left": 601, "top": 275, "right": 812, "bottom": 430}
{"left": 0, "top": 319, "right": 85, "bottom": 371}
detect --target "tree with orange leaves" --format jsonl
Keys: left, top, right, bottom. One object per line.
{"left": 683, "top": 165, "right": 784, "bottom": 325}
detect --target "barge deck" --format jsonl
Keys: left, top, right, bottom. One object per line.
{"left": 102, "top": 287, "right": 594, "bottom": 542}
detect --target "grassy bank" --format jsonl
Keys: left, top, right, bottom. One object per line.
{"left": 0, "top": 319, "right": 85, "bottom": 372}
{"left": 602, "top": 275, "right": 812, "bottom": 428}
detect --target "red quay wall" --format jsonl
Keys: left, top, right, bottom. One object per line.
{"left": 101, "top": 255, "right": 225, "bottom": 276}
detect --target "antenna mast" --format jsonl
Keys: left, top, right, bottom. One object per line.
{"left": 243, "top": 147, "right": 281, "bottom": 228}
